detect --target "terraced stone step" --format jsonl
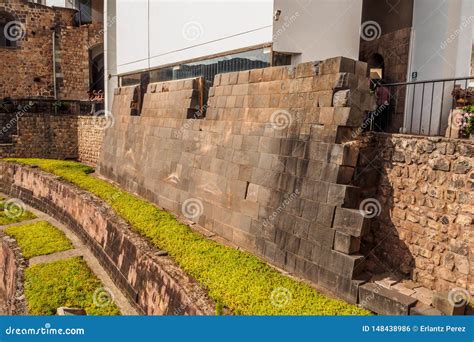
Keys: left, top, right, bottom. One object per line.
{"left": 359, "top": 282, "right": 418, "bottom": 315}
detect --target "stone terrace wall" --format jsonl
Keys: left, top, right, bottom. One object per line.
{"left": 0, "top": 114, "right": 104, "bottom": 166}
{"left": 0, "top": 162, "right": 215, "bottom": 315}
{"left": 370, "top": 134, "right": 473, "bottom": 297}
{"left": 99, "top": 58, "right": 376, "bottom": 303}
{"left": 0, "top": 233, "right": 27, "bottom": 315}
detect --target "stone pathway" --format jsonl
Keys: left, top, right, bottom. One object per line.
{"left": 0, "top": 193, "right": 138, "bottom": 315}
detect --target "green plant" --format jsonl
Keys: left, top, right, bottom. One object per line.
{"left": 5, "top": 221, "right": 73, "bottom": 259}
{"left": 25, "top": 257, "right": 120, "bottom": 315}
{"left": 462, "top": 105, "right": 474, "bottom": 135}
{"left": 4, "top": 158, "right": 371, "bottom": 315}
{"left": 0, "top": 198, "right": 36, "bottom": 226}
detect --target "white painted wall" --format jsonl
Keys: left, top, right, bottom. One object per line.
{"left": 272, "top": 0, "right": 363, "bottom": 63}
{"left": 105, "top": 0, "right": 118, "bottom": 112}
{"left": 148, "top": 0, "right": 273, "bottom": 69}
{"left": 404, "top": 0, "right": 473, "bottom": 135}
{"left": 116, "top": 0, "right": 274, "bottom": 75}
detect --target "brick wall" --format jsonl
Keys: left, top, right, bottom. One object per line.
{"left": 0, "top": 0, "right": 102, "bottom": 100}
{"left": 99, "top": 57, "right": 376, "bottom": 303}
{"left": 369, "top": 133, "right": 473, "bottom": 297}
{"left": 0, "top": 113, "right": 104, "bottom": 166}
{"left": 77, "top": 115, "right": 105, "bottom": 166}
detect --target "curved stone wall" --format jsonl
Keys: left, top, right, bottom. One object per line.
{"left": 0, "top": 233, "right": 27, "bottom": 315}
{"left": 0, "top": 162, "right": 215, "bottom": 315}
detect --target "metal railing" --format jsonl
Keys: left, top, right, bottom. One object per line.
{"left": 0, "top": 98, "right": 103, "bottom": 115}
{"left": 373, "top": 76, "right": 474, "bottom": 138}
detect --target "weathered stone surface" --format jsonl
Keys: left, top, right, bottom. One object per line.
{"left": 432, "top": 292, "right": 466, "bottom": 315}
{"left": 359, "top": 283, "right": 418, "bottom": 315}
{"left": 409, "top": 305, "right": 443, "bottom": 316}
{"left": 334, "top": 231, "right": 360, "bottom": 254}
{"left": 97, "top": 59, "right": 378, "bottom": 304}
{"left": 333, "top": 208, "right": 370, "bottom": 237}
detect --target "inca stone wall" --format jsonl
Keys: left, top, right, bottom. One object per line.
{"left": 0, "top": 233, "right": 27, "bottom": 315}
{"left": 0, "top": 113, "right": 104, "bottom": 166}
{"left": 0, "top": 0, "right": 102, "bottom": 99}
{"left": 0, "top": 163, "right": 215, "bottom": 315}
{"left": 99, "top": 57, "right": 376, "bottom": 303}
{"left": 369, "top": 133, "right": 473, "bottom": 297}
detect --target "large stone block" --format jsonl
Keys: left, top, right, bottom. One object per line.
{"left": 320, "top": 57, "right": 356, "bottom": 75}
{"left": 432, "top": 292, "right": 467, "bottom": 315}
{"left": 334, "top": 230, "right": 360, "bottom": 254}
{"left": 359, "top": 283, "right": 418, "bottom": 315}
{"left": 333, "top": 207, "right": 370, "bottom": 237}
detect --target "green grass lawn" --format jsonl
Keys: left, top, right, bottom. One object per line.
{"left": 0, "top": 197, "right": 36, "bottom": 226}
{"left": 25, "top": 257, "right": 120, "bottom": 315}
{"left": 4, "top": 158, "right": 370, "bottom": 315}
{"left": 5, "top": 221, "right": 73, "bottom": 259}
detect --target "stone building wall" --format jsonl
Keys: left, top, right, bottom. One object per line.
{"left": 0, "top": 113, "right": 104, "bottom": 166}
{"left": 370, "top": 133, "right": 473, "bottom": 297}
{"left": 359, "top": 27, "right": 412, "bottom": 132}
{"left": 77, "top": 115, "right": 105, "bottom": 166}
{"left": 0, "top": 0, "right": 102, "bottom": 100}
{"left": 99, "top": 57, "right": 376, "bottom": 303}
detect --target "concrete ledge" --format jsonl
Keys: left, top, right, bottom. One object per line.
{"left": 0, "top": 162, "right": 215, "bottom": 315}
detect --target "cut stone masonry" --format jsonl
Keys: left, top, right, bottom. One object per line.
{"left": 99, "top": 57, "right": 377, "bottom": 304}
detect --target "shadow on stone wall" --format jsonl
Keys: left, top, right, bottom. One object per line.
{"left": 355, "top": 134, "right": 415, "bottom": 282}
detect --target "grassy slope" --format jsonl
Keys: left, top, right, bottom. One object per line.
{"left": 5, "top": 158, "right": 370, "bottom": 315}
{"left": 25, "top": 257, "right": 120, "bottom": 315}
{"left": 5, "top": 221, "right": 73, "bottom": 259}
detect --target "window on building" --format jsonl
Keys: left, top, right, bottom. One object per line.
{"left": 0, "top": 12, "right": 20, "bottom": 48}
{"left": 121, "top": 47, "right": 271, "bottom": 88}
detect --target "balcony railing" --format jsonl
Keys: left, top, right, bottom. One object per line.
{"left": 372, "top": 77, "right": 474, "bottom": 138}
{"left": 0, "top": 98, "right": 103, "bottom": 115}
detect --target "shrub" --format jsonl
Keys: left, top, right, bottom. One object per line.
{"left": 25, "top": 257, "right": 120, "bottom": 315}
{"left": 5, "top": 158, "right": 370, "bottom": 315}
{"left": 5, "top": 221, "right": 73, "bottom": 259}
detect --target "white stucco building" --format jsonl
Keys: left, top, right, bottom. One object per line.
{"left": 104, "top": 0, "right": 474, "bottom": 136}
